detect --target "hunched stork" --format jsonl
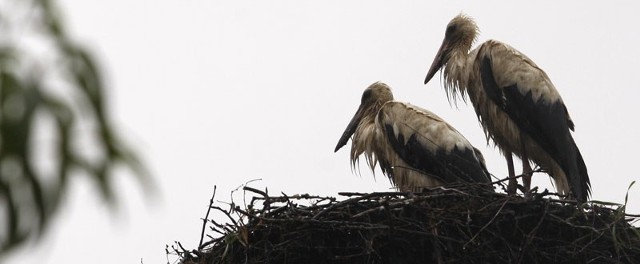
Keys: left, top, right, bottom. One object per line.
{"left": 423, "top": 14, "right": 590, "bottom": 201}
{"left": 335, "top": 82, "right": 492, "bottom": 191}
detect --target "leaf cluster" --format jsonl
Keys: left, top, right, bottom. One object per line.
{"left": 0, "top": 0, "right": 145, "bottom": 254}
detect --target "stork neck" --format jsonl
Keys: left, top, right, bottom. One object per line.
{"left": 354, "top": 103, "right": 381, "bottom": 136}
{"left": 443, "top": 50, "right": 471, "bottom": 92}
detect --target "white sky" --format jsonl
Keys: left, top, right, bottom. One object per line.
{"left": 5, "top": 1, "right": 640, "bottom": 263}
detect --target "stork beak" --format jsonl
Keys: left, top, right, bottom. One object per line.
{"left": 334, "top": 104, "right": 365, "bottom": 152}
{"left": 424, "top": 38, "right": 450, "bottom": 84}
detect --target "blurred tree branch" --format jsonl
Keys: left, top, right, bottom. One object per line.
{"left": 1, "top": 0, "right": 148, "bottom": 255}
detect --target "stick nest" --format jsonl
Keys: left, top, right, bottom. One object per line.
{"left": 172, "top": 185, "right": 640, "bottom": 264}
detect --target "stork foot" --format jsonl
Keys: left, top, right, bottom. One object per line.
{"left": 506, "top": 178, "right": 518, "bottom": 195}
{"left": 523, "top": 186, "right": 538, "bottom": 199}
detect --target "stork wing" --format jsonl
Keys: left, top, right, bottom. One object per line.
{"left": 478, "top": 41, "right": 590, "bottom": 199}
{"left": 378, "top": 102, "right": 491, "bottom": 185}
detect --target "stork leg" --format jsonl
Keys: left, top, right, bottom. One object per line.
{"left": 522, "top": 158, "right": 534, "bottom": 198}
{"left": 521, "top": 156, "right": 533, "bottom": 193}
{"left": 505, "top": 152, "right": 517, "bottom": 195}
{"left": 521, "top": 140, "right": 533, "bottom": 197}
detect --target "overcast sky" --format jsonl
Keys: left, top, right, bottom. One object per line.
{"left": 5, "top": 1, "right": 640, "bottom": 263}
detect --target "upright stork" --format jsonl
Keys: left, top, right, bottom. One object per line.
{"left": 335, "top": 82, "right": 492, "bottom": 191}
{"left": 423, "top": 14, "right": 590, "bottom": 201}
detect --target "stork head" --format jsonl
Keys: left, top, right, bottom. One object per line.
{"left": 334, "top": 82, "right": 393, "bottom": 152}
{"left": 424, "top": 13, "right": 479, "bottom": 84}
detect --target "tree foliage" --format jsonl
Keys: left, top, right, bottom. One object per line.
{"left": 0, "top": 0, "right": 145, "bottom": 254}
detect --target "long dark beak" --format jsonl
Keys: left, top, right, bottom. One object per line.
{"left": 424, "top": 38, "right": 449, "bottom": 84}
{"left": 334, "top": 104, "right": 365, "bottom": 152}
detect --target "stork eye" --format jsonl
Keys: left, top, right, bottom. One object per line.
{"left": 361, "top": 89, "right": 373, "bottom": 103}
{"left": 445, "top": 24, "right": 457, "bottom": 37}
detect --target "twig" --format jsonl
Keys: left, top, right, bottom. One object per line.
{"left": 518, "top": 202, "right": 549, "bottom": 263}
{"left": 243, "top": 186, "right": 267, "bottom": 197}
{"left": 463, "top": 197, "right": 510, "bottom": 249}
{"left": 198, "top": 186, "right": 217, "bottom": 250}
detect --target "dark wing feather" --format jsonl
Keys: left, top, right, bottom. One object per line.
{"left": 480, "top": 56, "right": 590, "bottom": 200}
{"left": 379, "top": 103, "right": 491, "bottom": 185}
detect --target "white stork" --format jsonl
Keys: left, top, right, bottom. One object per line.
{"left": 423, "top": 14, "right": 590, "bottom": 201}
{"left": 334, "top": 82, "right": 492, "bottom": 191}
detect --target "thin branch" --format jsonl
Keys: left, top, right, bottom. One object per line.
{"left": 198, "top": 186, "right": 217, "bottom": 250}
{"left": 463, "top": 197, "right": 509, "bottom": 249}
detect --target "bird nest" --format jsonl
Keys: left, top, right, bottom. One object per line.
{"left": 170, "top": 185, "right": 640, "bottom": 263}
